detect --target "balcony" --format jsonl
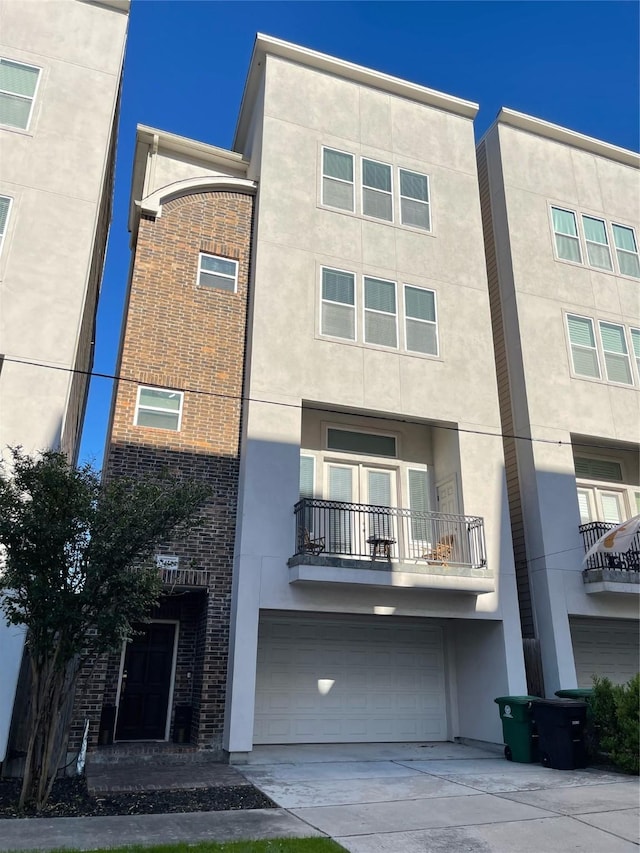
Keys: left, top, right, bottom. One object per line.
{"left": 579, "top": 522, "right": 640, "bottom": 594}
{"left": 288, "top": 499, "right": 493, "bottom": 593}
{"left": 156, "top": 556, "right": 210, "bottom": 591}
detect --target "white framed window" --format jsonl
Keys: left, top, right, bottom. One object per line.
{"left": 362, "top": 158, "right": 393, "bottom": 222}
{"left": 321, "top": 266, "right": 356, "bottom": 340}
{"left": 581, "top": 215, "right": 612, "bottom": 271}
{"left": 135, "top": 386, "right": 183, "bottom": 431}
{"left": 364, "top": 276, "right": 397, "bottom": 348}
{"left": 566, "top": 314, "right": 600, "bottom": 379}
{"left": 598, "top": 321, "right": 633, "bottom": 385}
{"left": 399, "top": 169, "right": 430, "bottom": 231}
{"left": 552, "top": 207, "right": 581, "bottom": 263}
{"left": 404, "top": 285, "right": 438, "bottom": 355}
{"left": 575, "top": 457, "right": 637, "bottom": 526}
{"left": 326, "top": 427, "right": 397, "bottom": 458}
{"left": 0, "top": 58, "right": 40, "bottom": 130}
{"left": 630, "top": 328, "right": 640, "bottom": 378}
{"left": 322, "top": 147, "right": 354, "bottom": 212}
{"left": 0, "top": 195, "right": 12, "bottom": 254}
{"left": 299, "top": 454, "right": 316, "bottom": 498}
{"left": 611, "top": 223, "right": 640, "bottom": 279}
{"left": 198, "top": 253, "right": 238, "bottom": 292}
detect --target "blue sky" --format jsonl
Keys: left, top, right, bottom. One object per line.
{"left": 78, "top": 0, "right": 640, "bottom": 466}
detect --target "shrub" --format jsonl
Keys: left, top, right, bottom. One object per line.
{"left": 591, "top": 674, "right": 639, "bottom": 774}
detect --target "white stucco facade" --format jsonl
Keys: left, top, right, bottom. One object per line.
{"left": 479, "top": 111, "right": 640, "bottom": 695}
{"left": 223, "top": 37, "right": 527, "bottom": 757}
{"left": 0, "top": 0, "right": 129, "bottom": 763}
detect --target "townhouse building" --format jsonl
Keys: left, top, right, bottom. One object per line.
{"left": 478, "top": 111, "right": 640, "bottom": 696}
{"left": 78, "top": 35, "right": 530, "bottom": 760}
{"left": 0, "top": 0, "right": 129, "bottom": 766}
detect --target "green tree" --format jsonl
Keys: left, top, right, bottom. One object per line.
{"left": 0, "top": 447, "right": 210, "bottom": 810}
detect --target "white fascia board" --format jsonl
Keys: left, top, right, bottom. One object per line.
{"left": 234, "top": 33, "right": 478, "bottom": 150}
{"left": 128, "top": 125, "right": 250, "bottom": 233}
{"left": 488, "top": 108, "right": 640, "bottom": 169}
{"left": 80, "top": 0, "right": 130, "bottom": 13}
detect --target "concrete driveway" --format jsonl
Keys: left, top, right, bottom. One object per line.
{"left": 237, "top": 742, "right": 640, "bottom": 852}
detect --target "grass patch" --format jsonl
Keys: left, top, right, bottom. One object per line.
{"left": 12, "top": 841, "right": 346, "bottom": 853}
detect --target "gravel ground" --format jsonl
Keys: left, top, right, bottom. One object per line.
{"left": 0, "top": 777, "right": 276, "bottom": 819}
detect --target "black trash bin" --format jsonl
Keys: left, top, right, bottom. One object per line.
{"left": 532, "top": 698, "right": 588, "bottom": 770}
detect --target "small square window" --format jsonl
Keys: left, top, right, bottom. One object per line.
{"left": 362, "top": 159, "right": 393, "bottom": 222}
{"left": 0, "top": 58, "right": 40, "bottom": 130}
{"left": 399, "top": 169, "right": 430, "bottom": 230}
{"left": 198, "top": 253, "right": 238, "bottom": 292}
{"left": 135, "top": 387, "right": 183, "bottom": 431}
{"left": 322, "top": 147, "right": 354, "bottom": 212}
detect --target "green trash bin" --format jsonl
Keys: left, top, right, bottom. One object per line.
{"left": 555, "top": 688, "right": 594, "bottom": 700}
{"left": 494, "top": 696, "right": 539, "bottom": 762}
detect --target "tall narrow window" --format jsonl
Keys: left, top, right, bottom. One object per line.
{"left": 399, "top": 169, "right": 430, "bottom": 230}
{"left": 582, "top": 215, "right": 612, "bottom": 271}
{"left": 567, "top": 314, "right": 599, "bottom": 378}
{"left": 321, "top": 267, "right": 355, "bottom": 340}
{"left": 404, "top": 286, "right": 437, "bottom": 355}
{"left": 0, "top": 58, "right": 40, "bottom": 130}
{"left": 299, "top": 455, "right": 315, "bottom": 498}
{"left": 408, "top": 469, "right": 430, "bottom": 541}
{"left": 362, "top": 159, "right": 392, "bottom": 221}
{"left": 598, "top": 322, "right": 633, "bottom": 385}
{"left": 612, "top": 224, "right": 640, "bottom": 278}
{"left": 630, "top": 328, "right": 640, "bottom": 379}
{"left": 322, "top": 148, "right": 354, "bottom": 212}
{"left": 0, "top": 195, "right": 12, "bottom": 254}
{"left": 552, "top": 207, "right": 581, "bottom": 262}
{"left": 364, "top": 277, "right": 397, "bottom": 348}
{"left": 198, "top": 253, "right": 238, "bottom": 291}
{"left": 135, "top": 387, "right": 183, "bottom": 431}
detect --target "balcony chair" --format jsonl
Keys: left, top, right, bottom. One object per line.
{"left": 300, "top": 528, "right": 325, "bottom": 555}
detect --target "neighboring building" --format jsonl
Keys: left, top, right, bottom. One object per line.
{"left": 478, "top": 110, "right": 640, "bottom": 696}
{"left": 0, "top": 0, "right": 129, "bottom": 765}
{"left": 78, "top": 35, "right": 529, "bottom": 760}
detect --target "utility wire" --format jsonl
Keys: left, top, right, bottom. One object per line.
{"left": 2, "top": 354, "right": 637, "bottom": 453}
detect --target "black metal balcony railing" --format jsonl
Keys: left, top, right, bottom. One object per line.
{"left": 579, "top": 522, "right": 640, "bottom": 572}
{"left": 294, "top": 499, "right": 487, "bottom": 569}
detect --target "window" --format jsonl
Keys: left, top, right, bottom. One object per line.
{"left": 299, "top": 455, "right": 315, "bottom": 498}
{"left": 399, "top": 169, "right": 430, "bottom": 230}
{"left": 0, "top": 195, "right": 11, "bottom": 254}
{"left": 322, "top": 147, "right": 354, "bottom": 212}
{"left": 362, "top": 159, "right": 392, "bottom": 221}
{"left": 612, "top": 224, "right": 640, "bottom": 278}
{"left": 582, "top": 215, "right": 612, "bottom": 271}
{"left": 630, "top": 328, "right": 640, "bottom": 377}
{"left": 575, "top": 457, "right": 637, "bottom": 526}
{"left": 552, "top": 207, "right": 581, "bottom": 262}
{"left": 364, "top": 277, "right": 397, "bottom": 347}
{"left": 0, "top": 58, "right": 40, "bottom": 130}
{"left": 574, "top": 458, "right": 623, "bottom": 482}
{"left": 327, "top": 428, "right": 397, "bottom": 457}
{"left": 198, "top": 253, "right": 237, "bottom": 292}
{"left": 135, "top": 387, "right": 183, "bottom": 431}
{"left": 598, "top": 321, "right": 633, "bottom": 385}
{"left": 321, "top": 267, "right": 355, "bottom": 340}
{"left": 567, "top": 314, "right": 600, "bottom": 379}
{"left": 404, "top": 285, "right": 437, "bottom": 355}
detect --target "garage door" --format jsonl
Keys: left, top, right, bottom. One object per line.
{"left": 254, "top": 616, "right": 447, "bottom": 744}
{"left": 570, "top": 618, "right": 639, "bottom": 687}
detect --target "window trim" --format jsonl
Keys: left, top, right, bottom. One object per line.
{"left": 321, "top": 146, "right": 355, "bottom": 213}
{"left": 399, "top": 168, "right": 431, "bottom": 232}
{"left": 361, "top": 157, "right": 393, "bottom": 223}
{"left": 0, "top": 57, "right": 41, "bottom": 131}
{"left": 0, "top": 194, "right": 13, "bottom": 255}
{"left": 134, "top": 386, "right": 184, "bottom": 432}
{"left": 197, "top": 252, "right": 238, "bottom": 293}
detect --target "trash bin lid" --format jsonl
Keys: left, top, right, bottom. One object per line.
{"left": 555, "top": 688, "right": 594, "bottom": 699}
{"left": 494, "top": 695, "right": 539, "bottom": 705}
{"left": 532, "top": 697, "right": 587, "bottom": 708}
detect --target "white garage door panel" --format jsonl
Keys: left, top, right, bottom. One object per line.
{"left": 570, "top": 618, "right": 639, "bottom": 687}
{"left": 254, "top": 618, "right": 447, "bottom": 744}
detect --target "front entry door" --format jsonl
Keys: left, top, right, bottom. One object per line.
{"left": 115, "top": 622, "right": 176, "bottom": 741}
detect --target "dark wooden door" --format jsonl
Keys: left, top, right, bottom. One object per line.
{"left": 115, "top": 622, "right": 175, "bottom": 741}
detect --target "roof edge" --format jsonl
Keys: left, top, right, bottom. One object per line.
{"left": 495, "top": 108, "right": 640, "bottom": 169}
{"left": 234, "top": 33, "right": 478, "bottom": 150}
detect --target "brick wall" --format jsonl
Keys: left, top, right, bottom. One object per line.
{"left": 72, "top": 188, "right": 253, "bottom": 755}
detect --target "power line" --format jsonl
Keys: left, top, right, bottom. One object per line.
{"left": 2, "top": 354, "right": 636, "bottom": 453}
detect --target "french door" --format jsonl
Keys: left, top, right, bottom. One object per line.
{"left": 325, "top": 463, "right": 397, "bottom": 555}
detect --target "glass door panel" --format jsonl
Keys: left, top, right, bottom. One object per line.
{"left": 327, "top": 464, "right": 355, "bottom": 553}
